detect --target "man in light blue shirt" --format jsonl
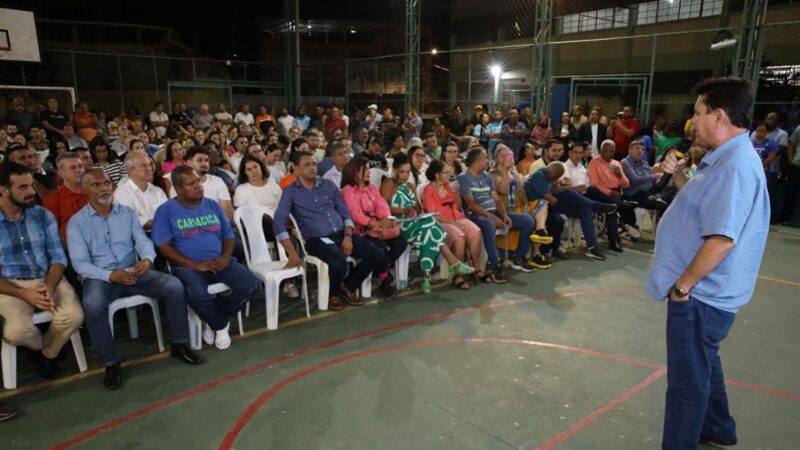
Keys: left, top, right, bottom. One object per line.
{"left": 67, "top": 169, "right": 202, "bottom": 390}
{"left": 646, "top": 78, "right": 770, "bottom": 449}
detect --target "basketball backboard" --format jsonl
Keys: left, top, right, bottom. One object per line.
{"left": 0, "top": 8, "right": 40, "bottom": 62}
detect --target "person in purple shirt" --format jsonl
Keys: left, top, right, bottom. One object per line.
{"left": 750, "top": 121, "right": 778, "bottom": 169}
{"left": 273, "top": 151, "right": 388, "bottom": 311}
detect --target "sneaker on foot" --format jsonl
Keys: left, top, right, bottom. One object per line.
{"left": 529, "top": 254, "right": 552, "bottom": 269}
{"left": 215, "top": 325, "right": 231, "bottom": 350}
{"left": 510, "top": 258, "right": 536, "bottom": 273}
{"left": 585, "top": 246, "right": 607, "bottom": 261}
{"left": 202, "top": 324, "right": 215, "bottom": 346}
{"left": 529, "top": 229, "right": 554, "bottom": 245}
{"left": 283, "top": 282, "right": 300, "bottom": 298}
{"left": 609, "top": 240, "right": 624, "bottom": 253}
{"left": 489, "top": 267, "right": 507, "bottom": 283}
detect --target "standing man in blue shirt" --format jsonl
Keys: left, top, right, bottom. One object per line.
{"left": 646, "top": 78, "right": 770, "bottom": 450}
{"left": 152, "top": 166, "right": 260, "bottom": 351}
{"left": 67, "top": 169, "right": 202, "bottom": 390}
{"left": 0, "top": 162, "right": 84, "bottom": 381}
{"left": 273, "top": 151, "right": 381, "bottom": 311}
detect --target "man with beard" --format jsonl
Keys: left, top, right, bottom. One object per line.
{"left": 5, "top": 144, "right": 58, "bottom": 204}
{"left": 67, "top": 169, "right": 201, "bottom": 390}
{"left": 0, "top": 162, "right": 84, "bottom": 381}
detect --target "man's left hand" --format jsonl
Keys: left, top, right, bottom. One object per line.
{"left": 210, "top": 256, "right": 231, "bottom": 272}
{"left": 131, "top": 259, "right": 151, "bottom": 276}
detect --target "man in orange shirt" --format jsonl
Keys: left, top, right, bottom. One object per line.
{"left": 42, "top": 152, "right": 88, "bottom": 239}
{"left": 588, "top": 139, "right": 638, "bottom": 247}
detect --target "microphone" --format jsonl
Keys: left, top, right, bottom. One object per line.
{"left": 654, "top": 137, "right": 692, "bottom": 191}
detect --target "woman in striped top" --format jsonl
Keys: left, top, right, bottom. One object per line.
{"left": 89, "top": 136, "right": 125, "bottom": 185}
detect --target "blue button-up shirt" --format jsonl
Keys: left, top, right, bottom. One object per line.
{"left": 620, "top": 155, "right": 656, "bottom": 196}
{"left": 501, "top": 121, "right": 528, "bottom": 154}
{"left": 646, "top": 132, "right": 770, "bottom": 313}
{"left": 66, "top": 203, "right": 156, "bottom": 282}
{"left": 273, "top": 177, "right": 354, "bottom": 241}
{"left": 0, "top": 205, "right": 67, "bottom": 279}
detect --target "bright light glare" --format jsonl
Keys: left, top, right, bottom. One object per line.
{"left": 490, "top": 65, "right": 502, "bottom": 77}
{"left": 431, "top": 48, "right": 438, "bottom": 55}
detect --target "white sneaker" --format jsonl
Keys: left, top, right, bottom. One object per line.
{"left": 214, "top": 325, "right": 231, "bottom": 350}
{"left": 202, "top": 324, "right": 215, "bottom": 346}
{"left": 283, "top": 282, "right": 300, "bottom": 298}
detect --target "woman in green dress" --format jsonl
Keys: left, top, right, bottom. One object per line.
{"left": 380, "top": 153, "right": 474, "bottom": 293}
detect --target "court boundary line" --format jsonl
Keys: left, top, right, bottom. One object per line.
{"left": 217, "top": 338, "right": 666, "bottom": 450}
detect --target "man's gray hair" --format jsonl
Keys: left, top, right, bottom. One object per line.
{"left": 56, "top": 151, "right": 81, "bottom": 168}
{"left": 124, "top": 151, "right": 146, "bottom": 171}
{"left": 80, "top": 167, "right": 108, "bottom": 187}
{"left": 600, "top": 139, "right": 616, "bottom": 150}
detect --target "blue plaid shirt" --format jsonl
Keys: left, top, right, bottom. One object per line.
{"left": 0, "top": 205, "right": 68, "bottom": 279}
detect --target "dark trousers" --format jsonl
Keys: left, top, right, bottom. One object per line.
{"left": 783, "top": 165, "right": 800, "bottom": 225}
{"left": 584, "top": 187, "right": 622, "bottom": 241}
{"left": 305, "top": 232, "right": 387, "bottom": 296}
{"left": 82, "top": 270, "right": 189, "bottom": 367}
{"left": 362, "top": 235, "right": 408, "bottom": 275}
{"left": 552, "top": 189, "right": 601, "bottom": 247}
{"left": 171, "top": 258, "right": 260, "bottom": 331}
{"left": 663, "top": 298, "right": 737, "bottom": 450}
{"left": 541, "top": 213, "right": 564, "bottom": 254}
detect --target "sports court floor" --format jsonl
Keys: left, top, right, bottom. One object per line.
{"left": 1, "top": 226, "right": 798, "bottom": 449}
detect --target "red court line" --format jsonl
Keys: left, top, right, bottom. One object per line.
{"left": 49, "top": 286, "right": 641, "bottom": 450}
{"left": 725, "top": 379, "right": 800, "bottom": 401}
{"left": 535, "top": 367, "right": 667, "bottom": 450}
{"left": 218, "top": 338, "right": 665, "bottom": 450}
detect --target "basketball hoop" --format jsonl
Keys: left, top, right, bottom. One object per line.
{"left": 0, "top": 28, "right": 10, "bottom": 58}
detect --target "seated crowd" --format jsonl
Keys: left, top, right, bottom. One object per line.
{"left": 0, "top": 96, "right": 796, "bottom": 402}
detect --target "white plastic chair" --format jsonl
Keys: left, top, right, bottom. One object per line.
{"left": 369, "top": 168, "right": 389, "bottom": 187}
{"left": 2, "top": 311, "right": 88, "bottom": 389}
{"left": 235, "top": 206, "right": 310, "bottom": 330}
{"left": 395, "top": 246, "right": 411, "bottom": 290}
{"left": 108, "top": 295, "right": 164, "bottom": 353}
{"left": 186, "top": 283, "right": 244, "bottom": 350}
{"left": 288, "top": 214, "right": 329, "bottom": 311}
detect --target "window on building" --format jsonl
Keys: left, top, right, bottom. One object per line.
{"left": 558, "top": 6, "right": 630, "bottom": 34}
{"left": 702, "top": 0, "right": 724, "bottom": 17}
{"left": 637, "top": 0, "right": 722, "bottom": 26}
{"left": 579, "top": 11, "right": 598, "bottom": 32}
{"left": 561, "top": 14, "right": 580, "bottom": 34}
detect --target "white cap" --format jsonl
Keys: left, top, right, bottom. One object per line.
{"left": 367, "top": 104, "right": 378, "bottom": 111}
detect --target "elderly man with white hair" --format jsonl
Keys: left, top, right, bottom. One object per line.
{"left": 192, "top": 104, "right": 215, "bottom": 129}
{"left": 113, "top": 151, "right": 168, "bottom": 231}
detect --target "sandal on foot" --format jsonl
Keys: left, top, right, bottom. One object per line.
{"left": 452, "top": 275, "right": 471, "bottom": 290}
{"left": 449, "top": 261, "right": 476, "bottom": 276}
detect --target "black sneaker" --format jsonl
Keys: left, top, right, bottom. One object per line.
{"left": 529, "top": 229, "right": 554, "bottom": 245}
{"left": 698, "top": 435, "right": 737, "bottom": 446}
{"left": 609, "top": 240, "right": 624, "bottom": 253}
{"left": 33, "top": 351, "right": 60, "bottom": 380}
{"left": 585, "top": 246, "right": 607, "bottom": 261}
{"left": 600, "top": 203, "right": 618, "bottom": 215}
{"left": 510, "top": 258, "right": 536, "bottom": 273}
{"left": 170, "top": 343, "right": 204, "bottom": 365}
{"left": 529, "top": 254, "right": 552, "bottom": 269}
{"left": 379, "top": 278, "right": 396, "bottom": 298}
{"left": 488, "top": 267, "right": 507, "bottom": 283}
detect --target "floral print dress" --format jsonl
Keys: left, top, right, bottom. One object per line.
{"left": 390, "top": 183, "right": 447, "bottom": 272}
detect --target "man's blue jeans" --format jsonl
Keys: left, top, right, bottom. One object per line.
{"left": 171, "top": 258, "right": 260, "bottom": 331}
{"left": 465, "top": 210, "right": 535, "bottom": 268}
{"left": 551, "top": 189, "right": 601, "bottom": 248}
{"left": 663, "top": 297, "right": 737, "bottom": 450}
{"left": 82, "top": 270, "right": 189, "bottom": 367}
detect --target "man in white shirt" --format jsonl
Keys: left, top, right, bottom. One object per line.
{"left": 233, "top": 103, "right": 254, "bottom": 126}
{"left": 215, "top": 102, "right": 233, "bottom": 128}
{"left": 228, "top": 135, "right": 250, "bottom": 175}
{"left": 277, "top": 107, "right": 294, "bottom": 137}
{"left": 148, "top": 102, "right": 169, "bottom": 138}
{"left": 170, "top": 146, "right": 233, "bottom": 221}
{"left": 113, "top": 152, "right": 168, "bottom": 230}
{"left": 565, "top": 141, "right": 591, "bottom": 191}
{"left": 577, "top": 108, "right": 608, "bottom": 158}
{"left": 62, "top": 123, "right": 87, "bottom": 150}
{"left": 323, "top": 142, "right": 349, "bottom": 188}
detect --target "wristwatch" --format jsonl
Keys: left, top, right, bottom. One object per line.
{"left": 671, "top": 283, "right": 690, "bottom": 299}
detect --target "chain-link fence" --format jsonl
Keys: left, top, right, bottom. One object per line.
{"left": 1, "top": 2, "right": 799, "bottom": 128}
